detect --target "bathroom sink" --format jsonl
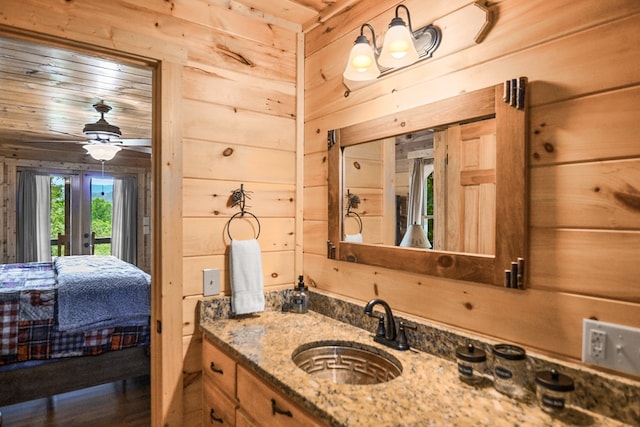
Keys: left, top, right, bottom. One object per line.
{"left": 291, "top": 340, "right": 402, "bottom": 385}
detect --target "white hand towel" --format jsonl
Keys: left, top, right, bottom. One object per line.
{"left": 230, "top": 239, "right": 265, "bottom": 315}
{"left": 344, "top": 233, "right": 363, "bottom": 243}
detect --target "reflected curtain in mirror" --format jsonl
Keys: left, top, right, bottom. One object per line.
{"left": 400, "top": 158, "right": 432, "bottom": 248}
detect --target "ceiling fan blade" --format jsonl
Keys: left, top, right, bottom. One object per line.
{"left": 112, "top": 138, "right": 152, "bottom": 146}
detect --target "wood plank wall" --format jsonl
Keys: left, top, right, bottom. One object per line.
{"left": 2, "top": 1, "right": 299, "bottom": 426}
{"left": 303, "top": 0, "right": 640, "bottom": 372}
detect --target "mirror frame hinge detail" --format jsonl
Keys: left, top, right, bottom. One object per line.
{"left": 327, "top": 129, "right": 337, "bottom": 149}
{"left": 327, "top": 240, "right": 336, "bottom": 259}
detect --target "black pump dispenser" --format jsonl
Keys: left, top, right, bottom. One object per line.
{"left": 292, "top": 275, "right": 309, "bottom": 313}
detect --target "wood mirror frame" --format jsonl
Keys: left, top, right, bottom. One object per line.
{"left": 327, "top": 82, "right": 527, "bottom": 286}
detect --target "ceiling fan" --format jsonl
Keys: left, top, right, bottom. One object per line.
{"left": 24, "top": 100, "right": 151, "bottom": 160}
{"left": 82, "top": 100, "right": 151, "bottom": 161}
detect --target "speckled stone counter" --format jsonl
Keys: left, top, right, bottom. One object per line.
{"left": 200, "top": 310, "right": 629, "bottom": 427}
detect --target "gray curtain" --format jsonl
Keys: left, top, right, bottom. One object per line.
{"left": 17, "top": 170, "right": 51, "bottom": 262}
{"left": 112, "top": 176, "right": 137, "bottom": 264}
{"left": 406, "top": 158, "right": 425, "bottom": 227}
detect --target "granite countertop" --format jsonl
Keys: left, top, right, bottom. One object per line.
{"left": 200, "top": 310, "right": 628, "bottom": 427}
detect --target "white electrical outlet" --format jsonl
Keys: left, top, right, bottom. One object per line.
{"left": 203, "top": 268, "right": 220, "bottom": 296}
{"left": 582, "top": 319, "right": 640, "bottom": 376}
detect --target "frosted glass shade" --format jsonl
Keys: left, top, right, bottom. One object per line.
{"left": 399, "top": 224, "right": 432, "bottom": 249}
{"left": 343, "top": 40, "right": 380, "bottom": 81}
{"left": 84, "top": 143, "right": 122, "bottom": 161}
{"left": 378, "top": 24, "right": 418, "bottom": 68}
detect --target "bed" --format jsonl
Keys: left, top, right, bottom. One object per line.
{"left": 0, "top": 256, "right": 151, "bottom": 406}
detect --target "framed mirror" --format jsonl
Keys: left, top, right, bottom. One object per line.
{"left": 328, "top": 82, "right": 527, "bottom": 286}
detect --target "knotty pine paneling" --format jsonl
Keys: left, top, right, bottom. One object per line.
{"left": 183, "top": 66, "right": 296, "bottom": 119}
{"left": 305, "top": 7, "right": 640, "bottom": 127}
{"left": 183, "top": 217, "right": 295, "bottom": 257}
{"left": 183, "top": 251, "right": 295, "bottom": 297}
{"left": 304, "top": 0, "right": 640, "bottom": 369}
{"left": 2, "top": 1, "right": 301, "bottom": 425}
{"left": 530, "top": 85, "right": 640, "bottom": 165}
{"left": 182, "top": 100, "right": 296, "bottom": 151}
{"left": 183, "top": 179, "right": 295, "bottom": 218}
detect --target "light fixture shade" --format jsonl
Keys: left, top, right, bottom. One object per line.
{"left": 84, "top": 143, "right": 122, "bottom": 161}
{"left": 399, "top": 223, "right": 432, "bottom": 249}
{"left": 343, "top": 36, "right": 381, "bottom": 82}
{"left": 378, "top": 19, "right": 419, "bottom": 68}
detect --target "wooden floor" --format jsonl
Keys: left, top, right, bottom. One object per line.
{"left": 0, "top": 376, "right": 150, "bottom": 427}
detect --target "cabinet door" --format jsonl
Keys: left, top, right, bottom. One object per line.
{"left": 203, "top": 375, "right": 237, "bottom": 427}
{"left": 202, "top": 336, "right": 237, "bottom": 399}
{"left": 237, "top": 365, "right": 325, "bottom": 427}
{"left": 236, "top": 409, "right": 258, "bottom": 427}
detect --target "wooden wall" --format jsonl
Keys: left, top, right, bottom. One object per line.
{"left": 1, "top": 1, "right": 299, "bottom": 426}
{"left": 303, "top": 0, "right": 640, "bottom": 373}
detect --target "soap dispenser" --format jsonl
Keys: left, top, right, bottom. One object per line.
{"left": 291, "top": 275, "right": 309, "bottom": 313}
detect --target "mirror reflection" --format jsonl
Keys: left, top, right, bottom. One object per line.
{"left": 342, "top": 119, "right": 497, "bottom": 256}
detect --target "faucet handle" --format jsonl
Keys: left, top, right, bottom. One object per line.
{"left": 371, "top": 315, "right": 386, "bottom": 338}
{"left": 397, "top": 321, "right": 417, "bottom": 351}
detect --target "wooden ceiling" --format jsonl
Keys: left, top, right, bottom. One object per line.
{"left": 0, "top": 1, "right": 353, "bottom": 160}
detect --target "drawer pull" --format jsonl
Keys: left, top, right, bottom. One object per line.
{"left": 209, "top": 408, "right": 224, "bottom": 424}
{"left": 271, "top": 398, "right": 293, "bottom": 418}
{"left": 209, "top": 362, "right": 224, "bottom": 374}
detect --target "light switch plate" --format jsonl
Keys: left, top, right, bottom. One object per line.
{"left": 582, "top": 319, "right": 640, "bottom": 376}
{"left": 203, "top": 268, "right": 220, "bottom": 296}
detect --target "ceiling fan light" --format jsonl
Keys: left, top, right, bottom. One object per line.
{"left": 84, "top": 143, "right": 122, "bottom": 161}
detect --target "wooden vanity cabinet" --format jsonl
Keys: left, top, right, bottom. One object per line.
{"left": 202, "top": 335, "right": 327, "bottom": 427}
{"left": 202, "top": 335, "right": 238, "bottom": 426}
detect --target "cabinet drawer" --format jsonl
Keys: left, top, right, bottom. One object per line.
{"left": 202, "top": 375, "right": 237, "bottom": 427}
{"left": 202, "top": 336, "right": 237, "bottom": 398}
{"left": 237, "top": 365, "right": 325, "bottom": 427}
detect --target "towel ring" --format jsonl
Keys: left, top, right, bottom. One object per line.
{"left": 345, "top": 211, "right": 363, "bottom": 234}
{"left": 225, "top": 211, "right": 261, "bottom": 240}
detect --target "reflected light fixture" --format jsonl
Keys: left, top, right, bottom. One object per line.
{"left": 82, "top": 100, "right": 123, "bottom": 161}
{"left": 343, "top": 4, "right": 441, "bottom": 83}
{"left": 399, "top": 223, "right": 432, "bottom": 249}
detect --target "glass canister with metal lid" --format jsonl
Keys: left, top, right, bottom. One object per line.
{"left": 455, "top": 343, "right": 487, "bottom": 385}
{"left": 492, "top": 344, "right": 528, "bottom": 399}
{"left": 535, "top": 369, "right": 575, "bottom": 413}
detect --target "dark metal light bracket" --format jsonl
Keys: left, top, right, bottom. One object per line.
{"left": 503, "top": 77, "right": 527, "bottom": 110}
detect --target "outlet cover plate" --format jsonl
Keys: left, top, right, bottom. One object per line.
{"left": 203, "top": 268, "right": 221, "bottom": 296}
{"left": 582, "top": 319, "right": 640, "bottom": 376}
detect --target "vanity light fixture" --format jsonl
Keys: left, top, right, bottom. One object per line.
{"left": 343, "top": 4, "right": 441, "bottom": 83}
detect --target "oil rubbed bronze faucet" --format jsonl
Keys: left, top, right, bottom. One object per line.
{"left": 364, "top": 299, "right": 416, "bottom": 351}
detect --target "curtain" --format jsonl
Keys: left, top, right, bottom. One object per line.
{"left": 112, "top": 176, "right": 137, "bottom": 264}
{"left": 17, "top": 170, "right": 51, "bottom": 262}
{"left": 406, "top": 158, "right": 425, "bottom": 226}
{"left": 401, "top": 159, "right": 432, "bottom": 249}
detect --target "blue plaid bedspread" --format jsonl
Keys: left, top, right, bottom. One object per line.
{"left": 0, "top": 260, "right": 150, "bottom": 367}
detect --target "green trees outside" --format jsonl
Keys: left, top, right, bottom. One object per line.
{"left": 50, "top": 176, "right": 112, "bottom": 256}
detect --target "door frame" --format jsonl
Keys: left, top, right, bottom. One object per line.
{"left": 0, "top": 27, "right": 185, "bottom": 426}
